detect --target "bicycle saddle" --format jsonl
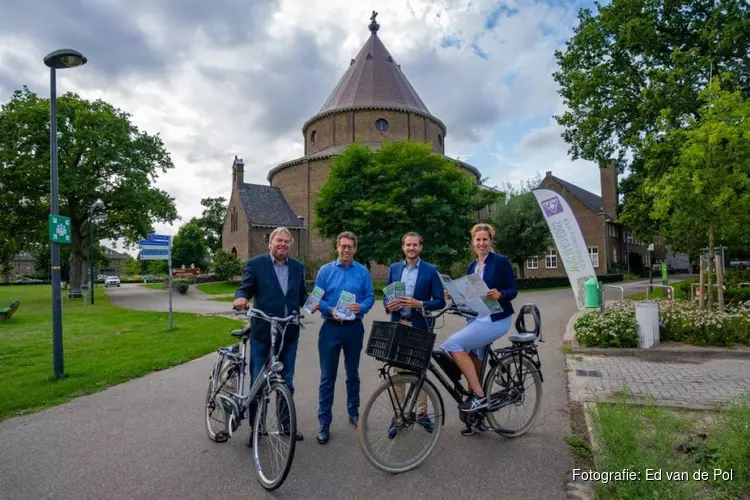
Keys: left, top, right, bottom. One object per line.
{"left": 231, "top": 327, "right": 250, "bottom": 338}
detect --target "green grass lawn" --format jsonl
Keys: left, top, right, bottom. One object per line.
{"left": 0, "top": 285, "right": 242, "bottom": 422}
{"left": 591, "top": 391, "right": 749, "bottom": 499}
{"left": 196, "top": 281, "right": 240, "bottom": 295}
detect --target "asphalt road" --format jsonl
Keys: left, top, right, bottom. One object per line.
{"left": 0, "top": 281, "right": 647, "bottom": 499}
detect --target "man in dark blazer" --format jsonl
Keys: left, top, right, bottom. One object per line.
{"left": 384, "top": 232, "right": 445, "bottom": 434}
{"left": 233, "top": 227, "right": 311, "bottom": 443}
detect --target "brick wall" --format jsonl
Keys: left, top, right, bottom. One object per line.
{"left": 221, "top": 189, "right": 250, "bottom": 261}
{"left": 524, "top": 177, "right": 607, "bottom": 278}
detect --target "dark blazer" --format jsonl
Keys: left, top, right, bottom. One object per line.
{"left": 383, "top": 259, "right": 446, "bottom": 331}
{"left": 234, "top": 253, "right": 308, "bottom": 344}
{"left": 468, "top": 251, "right": 518, "bottom": 321}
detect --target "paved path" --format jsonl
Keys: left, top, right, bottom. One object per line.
{"left": 567, "top": 355, "right": 750, "bottom": 409}
{"left": 0, "top": 286, "right": 579, "bottom": 500}
{"left": 106, "top": 283, "right": 234, "bottom": 315}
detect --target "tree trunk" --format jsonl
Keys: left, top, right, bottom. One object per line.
{"left": 699, "top": 256, "right": 705, "bottom": 311}
{"left": 707, "top": 225, "right": 714, "bottom": 310}
{"left": 67, "top": 219, "right": 86, "bottom": 298}
{"left": 716, "top": 254, "right": 725, "bottom": 312}
{"left": 516, "top": 260, "right": 525, "bottom": 278}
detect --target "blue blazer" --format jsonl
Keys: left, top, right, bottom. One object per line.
{"left": 468, "top": 251, "right": 518, "bottom": 321}
{"left": 234, "top": 254, "right": 308, "bottom": 344}
{"left": 383, "top": 259, "right": 446, "bottom": 331}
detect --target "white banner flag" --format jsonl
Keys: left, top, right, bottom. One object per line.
{"left": 532, "top": 188, "right": 597, "bottom": 310}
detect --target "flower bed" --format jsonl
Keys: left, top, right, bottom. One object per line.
{"left": 574, "top": 300, "right": 750, "bottom": 348}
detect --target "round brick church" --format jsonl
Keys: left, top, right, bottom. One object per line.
{"left": 222, "top": 15, "right": 483, "bottom": 276}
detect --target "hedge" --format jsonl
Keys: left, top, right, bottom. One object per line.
{"left": 516, "top": 274, "right": 623, "bottom": 290}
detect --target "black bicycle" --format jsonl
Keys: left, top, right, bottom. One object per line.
{"left": 204, "top": 307, "right": 302, "bottom": 490}
{"left": 357, "top": 302, "right": 544, "bottom": 473}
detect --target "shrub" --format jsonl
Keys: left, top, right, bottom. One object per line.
{"left": 575, "top": 300, "right": 750, "bottom": 348}
{"left": 177, "top": 283, "right": 189, "bottom": 295}
{"left": 574, "top": 302, "right": 639, "bottom": 348}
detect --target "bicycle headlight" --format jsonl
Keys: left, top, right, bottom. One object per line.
{"left": 270, "top": 361, "right": 284, "bottom": 373}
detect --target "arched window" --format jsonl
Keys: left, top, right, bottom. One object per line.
{"left": 376, "top": 118, "right": 389, "bottom": 132}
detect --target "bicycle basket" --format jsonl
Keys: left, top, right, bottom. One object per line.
{"left": 365, "top": 321, "right": 436, "bottom": 371}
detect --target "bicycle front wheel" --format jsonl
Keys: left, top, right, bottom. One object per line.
{"left": 357, "top": 373, "right": 442, "bottom": 474}
{"left": 252, "top": 381, "right": 297, "bottom": 490}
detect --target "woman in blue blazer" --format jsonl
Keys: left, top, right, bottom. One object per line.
{"left": 441, "top": 223, "right": 518, "bottom": 414}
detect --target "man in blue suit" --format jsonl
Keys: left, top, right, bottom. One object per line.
{"left": 384, "top": 232, "right": 446, "bottom": 434}
{"left": 233, "top": 227, "right": 310, "bottom": 444}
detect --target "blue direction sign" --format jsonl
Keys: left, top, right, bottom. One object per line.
{"left": 139, "top": 239, "right": 169, "bottom": 247}
{"left": 140, "top": 249, "right": 170, "bottom": 260}
{"left": 147, "top": 234, "right": 170, "bottom": 241}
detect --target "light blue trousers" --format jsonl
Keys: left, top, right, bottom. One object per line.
{"left": 440, "top": 315, "right": 512, "bottom": 360}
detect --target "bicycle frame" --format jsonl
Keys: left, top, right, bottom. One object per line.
{"left": 210, "top": 309, "right": 298, "bottom": 434}
{"left": 378, "top": 304, "right": 543, "bottom": 426}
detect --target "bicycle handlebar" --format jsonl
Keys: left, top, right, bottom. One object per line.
{"left": 233, "top": 306, "right": 302, "bottom": 325}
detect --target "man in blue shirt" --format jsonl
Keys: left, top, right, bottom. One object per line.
{"left": 312, "top": 231, "right": 375, "bottom": 444}
{"left": 384, "top": 232, "right": 445, "bottom": 436}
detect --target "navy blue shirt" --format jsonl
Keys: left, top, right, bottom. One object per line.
{"left": 313, "top": 259, "right": 375, "bottom": 320}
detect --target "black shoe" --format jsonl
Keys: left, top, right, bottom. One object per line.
{"left": 316, "top": 426, "right": 330, "bottom": 444}
{"left": 281, "top": 430, "right": 304, "bottom": 441}
{"left": 458, "top": 393, "right": 488, "bottom": 413}
{"left": 348, "top": 415, "right": 359, "bottom": 427}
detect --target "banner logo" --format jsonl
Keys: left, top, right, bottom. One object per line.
{"left": 541, "top": 196, "right": 563, "bottom": 217}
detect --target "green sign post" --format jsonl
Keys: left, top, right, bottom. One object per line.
{"left": 48, "top": 215, "right": 72, "bottom": 244}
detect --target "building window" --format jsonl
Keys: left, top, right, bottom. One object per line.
{"left": 438, "top": 134, "right": 443, "bottom": 148}
{"left": 526, "top": 256, "right": 538, "bottom": 269}
{"left": 545, "top": 248, "right": 557, "bottom": 268}
{"left": 589, "top": 246, "right": 599, "bottom": 267}
{"left": 311, "top": 130, "right": 316, "bottom": 144}
{"left": 376, "top": 118, "right": 389, "bottom": 132}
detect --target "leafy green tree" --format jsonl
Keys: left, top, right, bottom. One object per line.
{"left": 195, "top": 197, "right": 227, "bottom": 254}
{"left": 314, "top": 141, "right": 502, "bottom": 271}
{"left": 489, "top": 175, "right": 551, "bottom": 277}
{"left": 0, "top": 87, "right": 178, "bottom": 295}
{"left": 553, "top": 0, "right": 750, "bottom": 163}
{"left": 170, "top": 221, "right": 208, "bottom": 270}
{"left": 642, "top": 80, "right": 750, "bottom": 310}
{"left": 212, "top": 250, "right": 242, "bottom": 281}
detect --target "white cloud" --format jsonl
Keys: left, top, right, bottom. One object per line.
{"left": 1, "top": 0, "right": 595, "bottom": 256}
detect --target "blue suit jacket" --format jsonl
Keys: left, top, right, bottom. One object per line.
{"left": 384, "top": 259, "right": 446, "bottom": 331}
{"left": 468, "top": 251, "right": 518, "bottom": 321}
{"left": 234, "top": 254, "right": 308, "bottom": 344}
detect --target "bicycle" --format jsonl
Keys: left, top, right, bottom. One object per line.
{"left": 357, "top": 302, "right": 544, "bottom": 474}
{"left": 204, "top": 307, "right": 303, "bottom": 490}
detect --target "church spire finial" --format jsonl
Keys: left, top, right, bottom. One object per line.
{"left": 369, "top": 10, "right": 379, "bottom": 34}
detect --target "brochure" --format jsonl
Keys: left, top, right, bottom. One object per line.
{"left": 439, "top": 273, "right": 503, "bottom": 318}
{"left": 334, "top": 291, "right": 356, "bottom": 320}
{"left": 303, "top": 285, "right": 325, "bottom": 314}
{"left": 383, "top": 281, "right": 406, "bottom": 302}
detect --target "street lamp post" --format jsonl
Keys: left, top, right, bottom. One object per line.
{"left": 89, "top": 199, "right": 104, "bottom": 305}
{"left": 44, "top": 48, "right": 87, "bottom": 379}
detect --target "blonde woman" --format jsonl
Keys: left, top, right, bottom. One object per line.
{"left": 440, "top": 223, "right": 518, "bottom": 414}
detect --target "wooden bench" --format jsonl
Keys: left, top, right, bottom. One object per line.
{"left": 0, "top": 300, "right": 20, "bottom": 322}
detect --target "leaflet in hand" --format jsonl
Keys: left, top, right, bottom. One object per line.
{"left": 383, "top": 281, "right": 406, "bottom": 302}
{"left": 303, "top": 285, "right": 325, "bottom": 314}
{"left": 334, "top": 291, "right": 356, "bottom": 320}
{"left": 439, "top": 273, "right": 502, "bottom": 318}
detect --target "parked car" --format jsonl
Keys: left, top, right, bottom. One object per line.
{"left": 142, "top": 274, "right": 158, "bottom": 283}
{"left": 104, "top": 276, "right": 121, "bottom": 287}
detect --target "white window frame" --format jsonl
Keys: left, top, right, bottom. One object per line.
{"left": 526, "top": 256, "right": 538, "bottom": 269}
{"left": 589, "top": 246, "right": 599, "bottom": 268}
{"left": 545, "top": 248, "right": 557, "bottom": 269}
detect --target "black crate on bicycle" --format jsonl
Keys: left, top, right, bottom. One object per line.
{"left": 365, "top": 321, "right": 436, "bottom": 371}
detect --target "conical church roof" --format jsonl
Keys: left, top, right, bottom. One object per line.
{"left": 304, "top": 14, "right": 439, "bottom": 130}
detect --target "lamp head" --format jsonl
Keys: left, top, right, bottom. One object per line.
{"left": 44, "top": 49, "right": 87, "bottom": 69}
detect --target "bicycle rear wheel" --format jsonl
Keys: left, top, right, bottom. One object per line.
{"left": 205, "top": 358, "right": 239, "bottom": 442}
{"left": 484, "top": 354, "right": 542, "bottom": 437}
{"left": 252, "top": 381, "right": 297, "bottom": 490}
{"left": 357, "top": 374, "right": 442, "bottom": 474}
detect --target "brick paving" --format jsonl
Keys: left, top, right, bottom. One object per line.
{"left": 567, "top": 355, "right": 750, "bottom": 409}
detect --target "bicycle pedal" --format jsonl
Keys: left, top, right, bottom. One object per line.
{"left": 214, "top": 431, "right": 230, "bottom": 443}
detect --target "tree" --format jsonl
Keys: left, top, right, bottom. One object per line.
{"left": 195, "top": 197, "right": 227, "bottom": 254}
{"left": 641, "top": 79, "right": 750, "bottom": 310}
{"left": 314, "top": 141, "right": 502, "bottom": 271}
{"left": 212, "top": 250, "right": 242, "bottom": 281}
{"left": 489, "top": 175, "right": 551, "bottom": 277}
{"left": 0, "top": 87, "right": 178, "bottom": 295}
{"left": 553, "top": 0, "right": 750, "bottom": 163}
{"left": 170, "top": 221, "right": 208, "bottom": 270}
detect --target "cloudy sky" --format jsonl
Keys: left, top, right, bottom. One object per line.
{"left": 1, "top": 0, "right": 602, "bottom": 252}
